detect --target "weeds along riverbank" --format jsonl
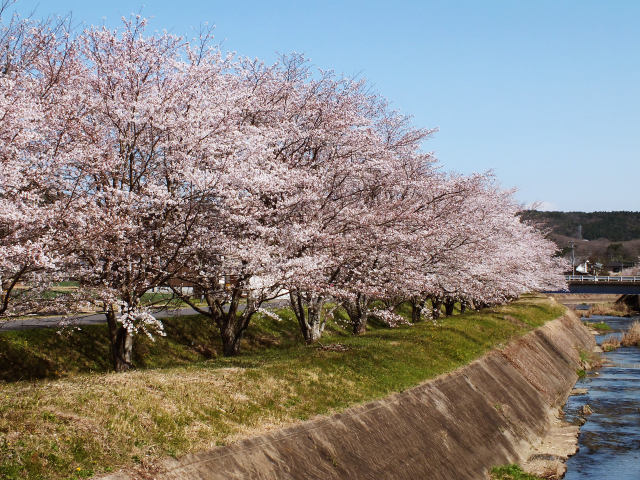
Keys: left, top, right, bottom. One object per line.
{"left": 601, "top": 320, "right": 640, "bottom": 351}
{"left": 0, "top": 295, "right": 564, "bottom": 480}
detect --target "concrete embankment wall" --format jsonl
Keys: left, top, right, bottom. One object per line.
{"left": 106, "top": 311, "right": 594, "bottom": 480}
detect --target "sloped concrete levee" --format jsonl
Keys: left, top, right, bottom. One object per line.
{"left": 102, "top": 311, "right": 594, "bottom": 480}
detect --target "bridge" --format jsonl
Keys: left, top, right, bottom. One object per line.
{"left": 564, "top": 275, "right": 640, "bottom": 294}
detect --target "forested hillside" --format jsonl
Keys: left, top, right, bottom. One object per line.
{"left": 521, "top": 211, "right": 640, "bottom": 242}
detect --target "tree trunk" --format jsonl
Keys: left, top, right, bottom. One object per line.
{"left": 460, "top": 300, "right": 468, "bottom": 314}
{"left": 444, "top": 298, "right": 455, "bottom": 316}
{"left": 205, "top": 292, "right": 256, "bottom": 357}
{"left": 431, "top": 297, "right": 443, "bottom": 319}
{"left": 173, "top": 280, "right": 261, "bottom": 358}
{"left": 343, "top": 293, "right": 369, "bottom": 335}
{"left": 220, "top": 320, "right": 244, "bottom": 356}
{"left": 474, "top": 300, "right": 488, "bottom": 310}
{"left": 106, "top": 305, "right": 134, "bottom": 372}
{"left": 0, "top": 266, "right": 29, "bottom": 316}
{"left": 352, "top": 318, "right": 367, "bottom": 335}
{"left": 218, "top": 309, "right": 255, "bottom": 357}
{"left": 410, "top": 297, "right": 425, "bottom": 323}
{"left": 290, "top": 291, "right": 325, "bottom": 343}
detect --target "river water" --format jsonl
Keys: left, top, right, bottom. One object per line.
{"left": 563, "top": 315, "right": 640, "bottom": 480}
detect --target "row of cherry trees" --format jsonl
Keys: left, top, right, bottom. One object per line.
{"left": 0, "top": 15, "right": 567, "bottom": 371}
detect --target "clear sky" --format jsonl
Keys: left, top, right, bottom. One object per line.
{"left": 12, "top": 0, "right": 640, "bottom": 212}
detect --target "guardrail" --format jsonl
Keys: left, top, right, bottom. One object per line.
{"left": 566, "top": 275, "right": 640, "bottom": 283}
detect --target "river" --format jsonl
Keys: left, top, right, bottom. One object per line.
{"left": 563, "top": 315, "right": 640, "bottom": 480}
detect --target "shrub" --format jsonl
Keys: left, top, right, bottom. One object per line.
{"left": 601, "top": 336, "right": 621, "bottom": 352}
{"left": 621, "top": 321, "right": 640, "bottom": 347}
{"left": 590, "top": 303, "right": 630, "bottom": 317}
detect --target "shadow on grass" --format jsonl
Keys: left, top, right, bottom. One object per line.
{"left": 0, "top": 298, "right": 562, "bottom": 383}
{"left": 0, "top": 308, "right": 350, "bottom": 382}
{"left": 0, "top": 315, "right": 224, "bottom": 381}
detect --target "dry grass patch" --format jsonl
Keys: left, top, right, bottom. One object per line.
{"left": 1, "top": 366, "right": 301, "bottom": 478}
{"left": 621, "top": 321, "right": 640, "bottom": 347}
{"left": 575, "top": 302, "right": 632, "bottom": 319}
{"left": 601, "top": 336, "right": 621, "bottom": 352}
{"left": 589, "top": 302, "right": 631, "bottom": 317}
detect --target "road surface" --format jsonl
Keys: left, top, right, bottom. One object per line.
{"left": 0, "top": 299, "right": 289, "bottom": 332}
{"left": 0, "top": 307, "right": 207, "bottom": 331}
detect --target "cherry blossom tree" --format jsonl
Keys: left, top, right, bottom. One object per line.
{"left": 165, "top": 57, "right": 296, "bottom": 356}
{"left": 1, "top": 9, "right": 568, "bottom": 363}
{"left": 0, "top": 3, "right": 78, "bottom": 319}
{"left": 229, "top": 57, "right": 565, "bottom": 341}
{"left": 58, "top": 18, "right": 248, "bottom": 371}
{"left": 270, "top": 64, "right": 401, "bottom": 342}
{"left": 172, "top": 55, "right": 391, "bottom": 348}
{"left": 396, "top": 175, "right": 566, "bottom": 320}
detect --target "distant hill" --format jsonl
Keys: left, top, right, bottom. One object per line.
{"left": 520, "top": 211, "right": 640, "bottom": 268}
{"left": 520, "top": 211, "right": 640, "bottom": 242}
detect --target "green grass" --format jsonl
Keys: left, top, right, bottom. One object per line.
{"left": 139, "top": 292, "right": 185, "bottom": 307}
{"left": 54, "top": 281, "right": 80, "bottom": 288}
{"left": 0, "top": 295, "right": 565, "bottom": 479}
{"left": 585, "top": 321, "right": 612, "bottom": 331}
{"left": 0, "top": 314, "right": 224, "bottom": 381}
{"left": 490, "top": 464, "right": 545, "bottom": 480}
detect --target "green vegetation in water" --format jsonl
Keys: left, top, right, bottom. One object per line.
{"left": 586, "top": 321, "right": 612, "bottom": 331}
{"left": 0, "top": 295, "right": 565, "bottom": 480}
{"left": 490, "top": 464, "right": 545, "bottom": 480}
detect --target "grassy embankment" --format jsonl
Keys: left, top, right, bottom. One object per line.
{"left": 0, "top": 295, "right": 565, "bottom": 480}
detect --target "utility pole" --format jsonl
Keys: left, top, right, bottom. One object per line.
{"left": 569, "top": 241, "right": 575, "bottom": 276}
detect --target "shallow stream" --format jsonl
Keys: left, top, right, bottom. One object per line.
{"left": 563, "top": 315, "right": 640, "bottom": 479}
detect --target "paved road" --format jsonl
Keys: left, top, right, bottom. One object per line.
{"left": 0, "top": 307, "right": 207, "bottom": 331}
{"left": 0, "top": 298, "right": 290, "bottom": 332}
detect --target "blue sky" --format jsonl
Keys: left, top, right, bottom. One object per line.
{"left": 13, "top": 0, "right": 640, "bottom": 211}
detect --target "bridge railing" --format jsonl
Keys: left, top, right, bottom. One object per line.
{"left": 565, "top": 275, "right": 640, "bottom": 283}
